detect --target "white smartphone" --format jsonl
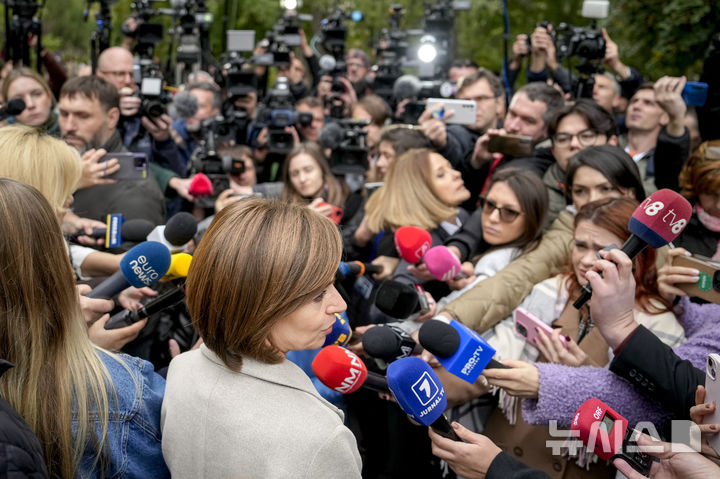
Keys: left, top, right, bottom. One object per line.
{"left": 426, "top": 98, "right": 476, "bottom": 125}
{"left": 705, "top": 354, "right": 720, "bottom": 455}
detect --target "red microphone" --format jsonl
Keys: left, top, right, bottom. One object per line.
{"left": 312, "top": 345, "right": 388, "bottom": 393}
{"left": 188, "top": 173, "right": 213, "bottom": 197}
{"left": 394, "top": 226, "right": 432, "bottom": 264}
{"left": 574, "top": 189, "right": 692, "bottom": 309}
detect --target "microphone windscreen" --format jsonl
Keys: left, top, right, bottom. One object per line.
{"left": 322, "top": 312, "right": 352, "bottom": 347}
{"left": 418, "top": 319, "right": 460, "bottom": 358}
{"left": 6, "top": 98, "right": 26, "bottom": 115}
{"left": 362, "top": 326, "right": 401, "bottom": 360}
{"left": 386, "top": 357, "right": 447, "bottom": 427}
{"left": 188, "top": 173, "right": 213, "bottom": 197}
{"left": 393, "top": 74, "right": 422, "bottom": 100}
{"left": 318, "top": 54, "right": 337, "bottom": 72}
{"left": 173, "top": 91, "right": 199, "bottom": 119}
{"left": 628, "top": 189, "right": 692, "bottom": 248}
{"left": 394, "top": 226, "right": 432, "bottom": 264}
{"left": 424, "top": 246, "right": 462, "bottom": 281}
{"left": 119, "top": 241, "right": 172, "bottom": 288}
{"left": 312, "top": 345, "right": 368, "bottom": 394}
{"left": 163, "top": 253, "right": 193, "bottom": 281}
{"left": 164, "top": 212, "right": 198, "bottom": 246}
{"left": 120, "top": 219, "right": 155, "bottom": 243}
{"left": 319, "top": 122, "right": 344, "bottom": 150}
{"left": 375, "top": 280, "right": 419, "bottom": 318}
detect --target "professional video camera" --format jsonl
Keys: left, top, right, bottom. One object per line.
{"left": 256, "top": 77, "right": 304, "bottom": 154}
{"left": 158, "top": 0, "right": 213, "bottom": 75}
{"left": 413, "top": 0, "right": 469, "bottom": 79}
{"left": 554, "top": 21, "right": 606, "bottom": 99}
{"left": 371, "top": 5, "right": 409, "bottom": 104}
{"left": 319, "top": 119, "right": 369, "bottom": 175}
{"left": 123, "top": 0, "right": 164, "bottom": 61}
{"left": 4, "top": 0, "right": 43, "bottom": 69}
{"left": 255, "top": 9, "right": 311, "bottom": 67}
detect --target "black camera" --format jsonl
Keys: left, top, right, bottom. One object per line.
{"left": 319, "top": 119, "right": 369, "bottom": 175}
{"left": 554, "top": 22, "right": 606, "bottom": 62}
{"left": 138, "top": 76, "right": 169, "bottom": 119}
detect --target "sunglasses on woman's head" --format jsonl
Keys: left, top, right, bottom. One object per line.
{"left": 478, "top": 196, "right": 523, "bottom": 222}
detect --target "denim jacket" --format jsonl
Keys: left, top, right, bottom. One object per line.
{"left": 75, "top": 351, "right": 169, "bottom": 478}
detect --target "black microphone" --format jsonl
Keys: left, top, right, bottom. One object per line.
{"left": 0, "top": 98, "right": 26, "bottom": 121}
{"left": 174, "top": 91, "right": 199, "bottom": 120}
{"left": 68, "top": 218, "right": 155, "bottom": 243}
{"left": 362, "top": 324, "right": 423, "bottom": 363}
{"left": 338, "top": 261, "right": 382, "bottom": 278}
{"left": 374, "top": 280, "right": 425, "bottom": 319}
{"left": 146, "top": 212, "right": 198, "bottom": 253}
{"left": 319, "top": 122, "right": 344, "bottom": 150}
{"left": 105, "top": 284, "right": 186, "bottom": 329}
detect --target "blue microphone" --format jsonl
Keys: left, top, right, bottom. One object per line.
{"left": 323, "top": 312, "right": 352, "bottom": 347}
{"left": 386, "top": 357, "right": 459, "bottom": 440}
{"left": 87, "top": 241, "right": 172, "bottom": 299}
{"left": 418, "top": 319, "right": 507, "bottom": 384}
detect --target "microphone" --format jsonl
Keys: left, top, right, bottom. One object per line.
{"left": 312, "top": 345, "right": 389, "bottom": 394}
{"left": 174, "top": 91, "right": 199, "bottom": 120}
{"left": 418, "top": 318, "right": 507, "bottom": 384}
{"left": 392, "top": 74, "right": 422, "bottom": 101}
{"left": 68, "top": 218, "right": 155, "bottom": 244}
{"left": 571, "top": 398, "right": 653, "bottom": 476}
{"left": 162, "top": 253, "right": 192, "bottom": 281}
{"left": 146, "top": 212, "right": 198, "bottom": 253}
{"left": 318, "top": 54, "right": 337, "bottom": 72}
{"left": 322, "top": 312, "right": 352, "bottom": 347}
{"left": 362, "top": 324, "right": 423, "bottom": 363}
{"left": 0, "top": 98, "right": 26, "bottom": 121}
{"left": 188, "top": 173, "right": 214, "bottom": 197}
{"left": 424, "top": 245, "right": 466, "bottom": 281}
{"left": 105, "top": 284, "right": 186, "bottom": 330}
{"left": 386, "top": 357, "right": 460, "bottom": 440}
{"left": 394, "top": 226, "right": 432, "bottom": 264}
{"left": 338, "top": 261, "right": 382, "bottom": 278}
{"left": 319, "top": 122, "right": 344, "bottom": 150}
{"left": 574, "top": 189, "right": 692, "bottom": 309}
{"left": 374, "top": 280, "right": 429, "bottom": 319}
{"left": 87, "top": 241, "right": 172, "bottom": 299}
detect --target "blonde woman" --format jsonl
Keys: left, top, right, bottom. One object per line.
{"left": 0, "top": 178, "right": 168, "bottom": 478}
{"left": 365, "top": 148, "right": 471, "bottom": 299}
{"left": 1, "top": 67, "right": 59, "bottom": 136}
{"left": 162, "top": 198, "right": 362, "bottom": 478}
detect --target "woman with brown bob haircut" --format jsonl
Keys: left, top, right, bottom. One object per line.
{"left": 161, "top": 197, "right": 362, "bottom": 478}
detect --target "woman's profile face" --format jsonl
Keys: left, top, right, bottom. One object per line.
{"left": 376, "top": 141, "right": 395, "bottom": 179}
{"left": 571, "top": 220, "right": 624, "bottom": 287}
{"left": 288, "top": 152, "right": 324, "bottom": 199}
{"left": 571, "top": 166, "right": 631, "bottom": 210}
{"left": 269, "top": 284, "right": 347, "bottom": 353}
{"left": 429, "top": 153, "right": 470, "bottom": 206}
{"left": 698, "top": 191, "right": 720, "bottom": 218}
{"left": 7, "top": 77, "right": 52, "bottom": 127}
{"left": 353, "top": 105, "right": 380, "bottom": 148}
{"left": 481, "top": 181, "right": 526, "bottom": 246}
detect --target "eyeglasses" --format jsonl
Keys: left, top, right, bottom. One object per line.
{"left": 478, "top": 196, "right": 523, "bottom": 222}
{"left": 553, "top": 129, "right": 602, "bottom": 148}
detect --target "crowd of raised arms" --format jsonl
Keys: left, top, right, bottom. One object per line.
{"left": 1, "top": 2, "right": 720, "bottom": 478}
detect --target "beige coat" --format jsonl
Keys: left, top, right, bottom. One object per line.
{"left": 161, "top": 345, "right": 362, "bottom": 479}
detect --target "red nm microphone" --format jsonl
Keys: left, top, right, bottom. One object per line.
{"left": 571, "top": 398, "right": 653, "bottom": 476}
{"left": 574, "top": 189, "right": 692, "bottom": 309}
{"left": 312, "top": 345, "right": 388, "bottom": 393}
{"left": 394, "top": 226, "right": 432, "bottom": 264}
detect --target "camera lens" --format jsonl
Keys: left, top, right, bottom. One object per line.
{"left": 517, "top": 323, "right": 528, "bottom": 338}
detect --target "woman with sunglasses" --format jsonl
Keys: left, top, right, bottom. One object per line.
{"left": 436, "top": 168, "right": 547, "bottom": 310}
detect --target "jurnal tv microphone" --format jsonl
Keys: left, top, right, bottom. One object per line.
{"left": 574, "top": 189, "right": 692, "bottom": 309}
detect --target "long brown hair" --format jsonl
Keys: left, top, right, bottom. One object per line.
{"left": 679, "top": 140, "right": 720, "bottom": 205}
{"left": 0, "top": 179, "right": 114, "bottom": 477}
{"left": 566, "top": 197, "right": 671, "bottom": 314}
{"left": 186, "top": 197, "right": 342, "bottom": 371}
{"left": 280, "top": 142, "right": 347, "bottom": 207}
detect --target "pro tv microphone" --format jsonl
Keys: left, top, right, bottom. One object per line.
{"left": 418, "top": 318, "right": 507, "bottom": 384}
{"left": 386, "top": 357, "right": 460, "bottom": 441}
{"left": 394, "top": 226, "right": 432, "bottom": 264}
{"left": 146, "top": 212, "right": 198, "bottom": 253}
{"left": 362, "top": 324, "right": 423, "bottom": 363}
{"left": 312, "top": 345, "right": 388, "bottom": 394}
{"left": 574, "top": 189, "right": 692, "bottom": 309}
{"left": 87, "top": 241, "right": 171, "bottom": 299}
{"left": 105, "top": 284, "right": 186, "bottom": 330}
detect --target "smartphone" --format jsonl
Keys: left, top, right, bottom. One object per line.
{"left": 319, "top": 202, "right": 343, "bottom": 225}
{"left": 102, "top": 152, "right": 148, "bottom": 180}
{"left": 414, "top": 284, "right": 431, "bottom": 316}
{"left": 671, "top": 254, "right": 720, "bottom": 304}
{"left": 488, "top": 134, "right": 534, "bottom": 157}
{"left": 705, "top": 354, "right": 720, "bottom": 455}
{"left": 426, "top": 98, "right": 477, "bottom": 125}
{"left": 682, "top": 82, "right": 709, "bottom": 107}
{"left": 514, "top": 307, "right": 567, "bottom": 349}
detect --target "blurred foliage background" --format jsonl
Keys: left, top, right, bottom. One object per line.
{"left": 2, "top": 0, "right": 718, "bottom": 80}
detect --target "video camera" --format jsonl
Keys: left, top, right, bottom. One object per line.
{"left": 256, "top": 77, "right": 305, "bottom": 155}
{"left": 554, "top": 22, "right": 606, "bottom": 63}
{"left": 5, "top": 0, "right": 43, "bottom": 69}
{"left": 255, "top": 10, "right": 310, "bottom": 67}
{"left": 370, "top": 5, "right": 409, "bottom": 104}
{"left": 319, "top": 119, "right": 369, "bottom": 175}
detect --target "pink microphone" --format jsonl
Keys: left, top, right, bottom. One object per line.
{"left": 424, "top": 245, "right": 466, "bottom": 282}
